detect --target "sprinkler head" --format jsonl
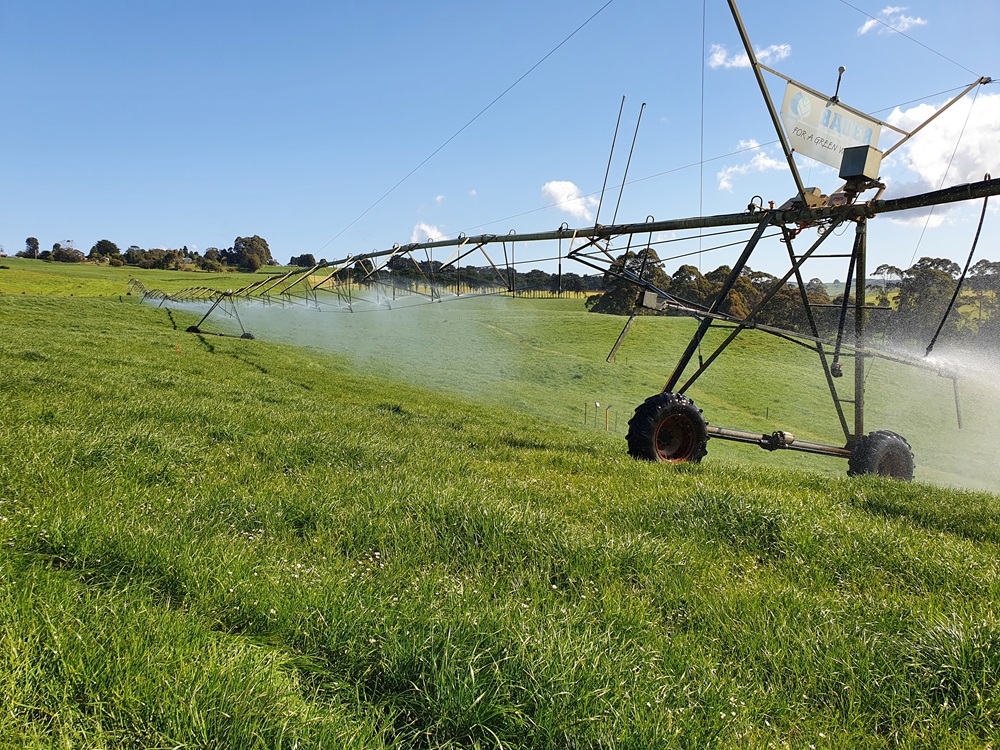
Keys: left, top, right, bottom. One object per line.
{"left": 831, "top": 362, "right": 843, "bottom": 378}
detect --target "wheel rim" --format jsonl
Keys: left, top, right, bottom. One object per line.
{"left": 654, "top": 413, "right": 699, "bottom": 462}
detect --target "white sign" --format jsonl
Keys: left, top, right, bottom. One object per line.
{"left": 779, "top": 81, "right": 882, "bottom": 169}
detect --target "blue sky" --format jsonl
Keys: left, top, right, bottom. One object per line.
{"left": 1, "top": 0, "right": 997, "bottom": 278}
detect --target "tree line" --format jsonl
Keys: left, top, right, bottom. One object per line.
{"left": 588, "top": 247, "right": 1000, "bottom": 349}
{"left": 14, "top": 237, "right": 605, "bottom": 292}
{"left": 383, "top": 255, "right": 602, "bottom": 293}
{"left": 16, "top": 236, "right": 275, "bottom": 272}
{"left": 871, "top": 258, "right": 1000, "bottom": 346}
{"left": 286, "top": 254, "right": 603, "bottom": 293}
{"left": 19, "top": 231, "right": 996, "bottom": 348}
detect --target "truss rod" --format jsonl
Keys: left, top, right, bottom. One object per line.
{"left": 311, "top": 176, "right": 1000, "bottom": 270}
{"left": 148, "top": 177, "right": 1000, "bottom": 308}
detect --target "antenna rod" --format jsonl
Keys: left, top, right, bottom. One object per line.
{"left": 594, "top": 95, "right": 626, "bottom": 229}
{"left": 611, "top": 102, "right": 646, "bottom": 225}
{"left": 726, "top": 0, "right": 807, "bottom": 201}
{"left": 241, "top": 177, "right": 1000, "bottom": 276}
{"left": 832, "top": 66, "right": 845, "bottom": 103}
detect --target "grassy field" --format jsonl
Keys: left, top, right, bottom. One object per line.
{"left": 211, "top": 274, "right": 999, "bottom": 492}
{"left": 2, "top": 260, "right": 1000, "bottom": 747}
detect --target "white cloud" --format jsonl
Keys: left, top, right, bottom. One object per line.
{"left": 411, "top": 222, "right": 445, "bottom": 243}
{"left": 541, "top": 180, "right": 599, "bottom": 221}
{"left": 886, "top": 212, "right": 945, "bottom": 229}
{"left": 469, "top": 189, "right": 477, "bottom": 198}
{"left": 885, "top": 92, "right": 1000, "bottom": 192}
{"left": 708, "top": 43, "right": 791, "bottom": 69}
{"left": 881, "top": 92, "right": 999, "bottom": 224}
{"left": 707, "top": 44, "right": 740, "bottom": 69}
{"left": 716, "top": 140, "right": 786, "bottom": 191}
{"left": 435, "top": 194, "right": 445, "bottom": 204}
{"left": 858, "top": 6, "right": 927, "bottom": 35}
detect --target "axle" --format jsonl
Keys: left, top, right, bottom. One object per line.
{"left": 705, "top": 424, "right": 853, "bottom": 458}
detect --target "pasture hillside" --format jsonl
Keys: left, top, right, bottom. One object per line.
{"left": 1, "top": 261, "right": 1000, "bottom": 747}
{"left": 90, "top": 255, "right": 999, "bottom": 492}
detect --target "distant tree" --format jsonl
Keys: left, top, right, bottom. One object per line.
{"left": 121, "top": 246, "right": 179, "bottom": 270}
{"left": 164, "top": 249, "right": 185, "bottom": 270}
{"left": 805, "top": 278, "right": 832, "bottom": 306}
{"left": 123, "top": 245, "right": 145, "bottom": 265}
{"left": 561, "top": 272, "right": 586, "bottom": 293}
{"left": 51, "top": 245, "right": 86, "bottom": 263}
{"left": 18, "top": 237, "right": 40, "bottom": 259}
{"left": 138, "top": 249, "right": 174, "bottom": 269}
{"left": 969, "top": 259, "right": 1000, "bottom": 294}
{"left": 232, "top": 235, "right": 272, "bottom": 272}
{"left": 968, "top": 259, "right": 1000, "bottom": 327}
{"left": 289, "top": 253, "right": 316, "bottom": 267}
{"left": 198, "top": 258, "right": 223, "bottom": 272}
{"left": 522, "top": 269, "right": 552, "bottom": 291}
{"left": 805, "top": 278, "right": 828, "bottom": 296}
{"left": 704, "top": 265, "right": 756, "bottom": 318}
{"left": 869, "top": 265, "right": 902, "bottom": 308}
{"left": 911, "top": 257, "right": 960, "bottom": 278}
{"left": 755, "top": 279, "right": 833, "bottom": 334}
{"left": 588, "top": 248, "right": 671, "bottom": 315}
{"left": 668, "top": 265, "right": 714, "bottom": 308}
{"left": 891, "top": 257, "right": 961, "bottom": 343}
{"left": 352, "top": 258, "right": 375, "bottom": 283}
{"left": 454, "top": 264, "right": 498, "bottom": 291}
{"left": 89, "top": 239, "right": 121, "bottom": 261}
{"left": 976, "top": 263, "right": 1000, "bottom": 347}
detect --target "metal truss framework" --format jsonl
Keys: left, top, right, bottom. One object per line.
{"left": 135, "top": 176, "right": 1000, "bottom": 460}
{"left": 132, "top": 0, "right": 998, "bottom": 474}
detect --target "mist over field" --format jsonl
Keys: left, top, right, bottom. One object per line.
{"left": 183, "top": 293, "right": 1000, "bottom": 492}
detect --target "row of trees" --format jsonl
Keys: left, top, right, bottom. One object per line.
{"left": 872, "top": 258, "right": 1000, "bottom": 344}
{"left": 588, "top": 248, "right": 1000, "bottom": 349}
{"left": 14, "top": 233, "right": 605, "bottom": 291}
{"left": 14, "top": 234, "right": 606, "bottom": 293}
{"left": 16, "top": 236, "right": 275, "bottom": 272}
{"left": 290, "top": 255, "right": 603, "bottom": 294}
{"left": 383, "top": 255, "right": 601, "bottom": 293}
{"left": 19, "top": 231, "right": 995, "bottom": 347}
{"left": 587, "top": 247, "right": 832, "bottom": 326}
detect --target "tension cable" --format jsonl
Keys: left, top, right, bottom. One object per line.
{"left": 925, "top": 174, "right": 992, "bottom": 357}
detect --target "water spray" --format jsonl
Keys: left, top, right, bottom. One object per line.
{"left": 129, "top": 2, "right": 1000, "bottom": 485}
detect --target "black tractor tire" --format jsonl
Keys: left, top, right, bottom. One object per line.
{"left": 848, "top": 430, "right": 914, "bottom": 480}
{"left": 627, "top": 392, "right": 709, "bottom": 463}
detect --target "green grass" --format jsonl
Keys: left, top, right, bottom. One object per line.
{"left": 0, "top": 255, "right": 277, "bottom": 298}
{"left": 2, "top": 263, "right": 1000, "bottom": 747}
{"left": 218, "top": 284, "right": 998, "bottom": 491}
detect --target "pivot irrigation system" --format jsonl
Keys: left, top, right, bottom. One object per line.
{"left": 134, "top": 1, "right": 998, "bottom": 480}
